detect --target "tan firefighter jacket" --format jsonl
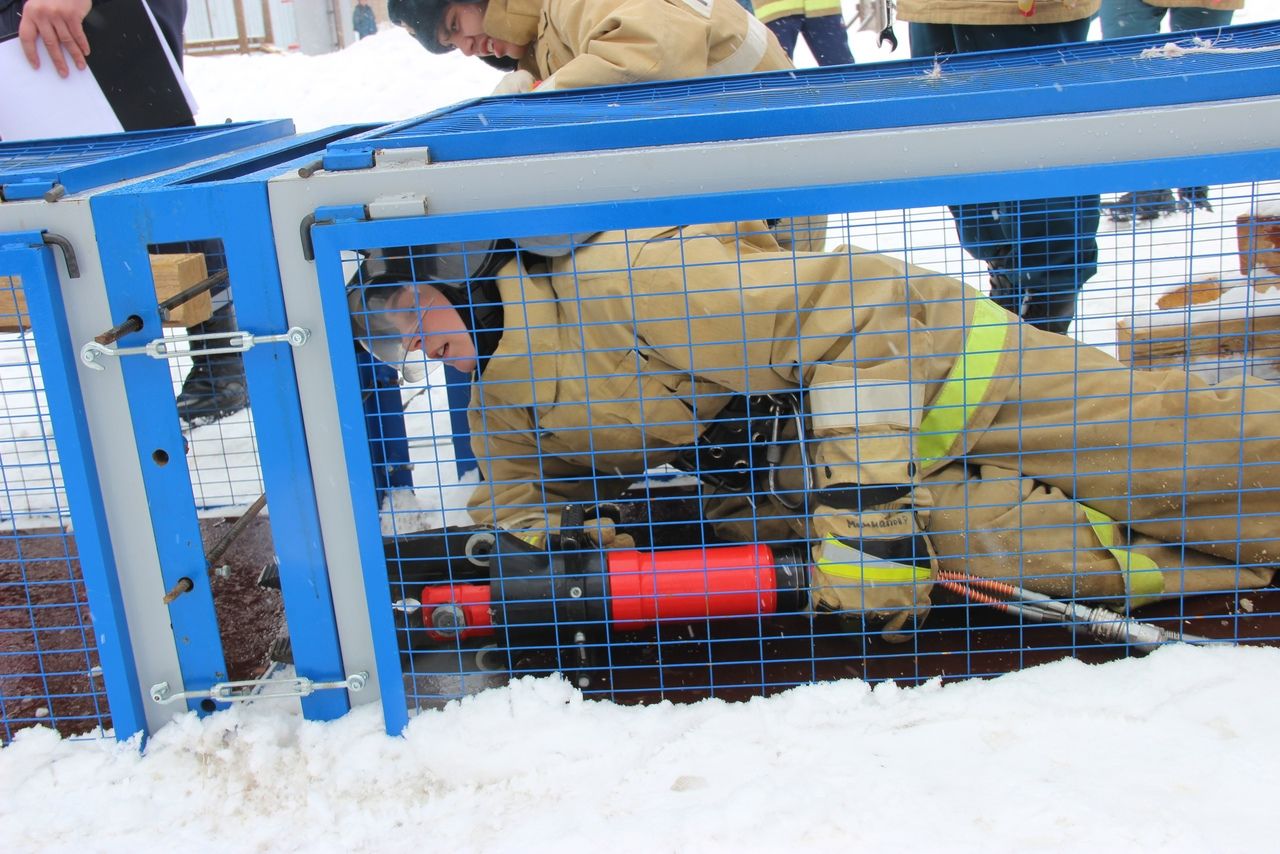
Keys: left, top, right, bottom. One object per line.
{"left": 483, "top": 0, "right": 793, "bottom": 90}
{"left": 465, "top": 222, "right": 1280, "bottom": 606}
{"left": 896, "top": 0, "right": 1100, "bottom": 26}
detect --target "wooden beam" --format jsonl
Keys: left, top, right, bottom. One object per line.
{"left": 0, "top": 253, "right": 213, "bottom": 333}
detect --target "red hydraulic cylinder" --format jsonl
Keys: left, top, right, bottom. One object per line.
{"left": 421, "top": 583, "right": 495, "bottom": 642}
{"left": 606, "top": 543, "right": 779, "bottom": 631}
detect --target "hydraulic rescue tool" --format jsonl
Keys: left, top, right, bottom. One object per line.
{"left": 385, "top": 506, "right": 1213, "bottom": 683}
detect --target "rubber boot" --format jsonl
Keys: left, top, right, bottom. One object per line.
{"left": 1178, "top": 186, "right": 1213, "bottom": 213}
{"left": 1106, "top": 189, "right": 1177, "bottom": 223}
{"left": 175, "top": 304, "right": 248, "bottom": 425}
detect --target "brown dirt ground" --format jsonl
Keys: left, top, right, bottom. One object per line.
{"left": 1, "top": 516, "right": 283, "bottom": 742}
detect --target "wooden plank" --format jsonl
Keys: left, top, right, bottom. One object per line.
{"left": 1236, "top": 212, "right": 1280, "bottom": 279}
{"left": 1116, "top": 313, "right": 1280, "bottom": 371}
{"left": 0, "top": 253, "right": 213, "bottom": 333}
{"left": 149, "top": 253, "right": 213, "bottom": 328}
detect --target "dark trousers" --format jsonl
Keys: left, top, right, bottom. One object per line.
{"left": 909, "top": 19, "right": 1100, "bottom": 333}
{"left": 766, "top": 14, "right": 855, "bottom": 66}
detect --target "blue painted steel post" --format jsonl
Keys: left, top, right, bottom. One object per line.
{"left": 89, "top": 225, "right": 231, "bottom": 713}
{"left": 1, "top": 232, "right": 148, "bottom": 741}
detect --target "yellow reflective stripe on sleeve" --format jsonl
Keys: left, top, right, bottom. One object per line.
{"left": 916, "top": 298, "right": 1012, "bottom": 467}
{"left": 755, "top": 0, "right": 805, "bottom": 21}
{"left": 815, "top": 535, "right": 931, "bottom": 584}
{"left": 1081, "top": 505, "right": 1165, "bottom": 604}
{"left": 515, "top": 531, "right": 545, "bottom": 548}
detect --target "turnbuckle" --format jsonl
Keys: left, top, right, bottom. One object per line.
{"left": 149, "top": 671, "right": 368, "bottom": 705}
{"left": 81, "top": 326, "right": 310, "bottom": 372}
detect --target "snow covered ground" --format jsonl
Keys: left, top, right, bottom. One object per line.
{"left": 4, "top": 7, "right": 1280, "bottom": 851}
{"left": 5, "top": 646, "right": 1280, "bottom": 851}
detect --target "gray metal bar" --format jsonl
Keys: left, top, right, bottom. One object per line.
{"left": 272, "top": 97, "right": 1280, "bottom": 216}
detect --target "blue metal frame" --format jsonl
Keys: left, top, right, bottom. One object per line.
{"left": 89, "top": 126, "right": 376, "bottom": 720}
{"left": 0, "top": 232, "right": 147, "bottom": 740}
{"left": 0, "top": 120, "right": 293, "bottom": 201}
{"left": 322, "top": 21, "right": 1280, "bottom": 169}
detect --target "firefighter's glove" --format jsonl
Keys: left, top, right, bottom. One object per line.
{"left": 582, "top": 517, "right": 636, "bottom": 551}
{"left": 810, "top": 487, "right": 933, "bottom": 643}
{"left": 808, "top": 422, "right": 933, "bottom": 642}
{"left": 492, "top": 70, "right": 537, "bottom": 95}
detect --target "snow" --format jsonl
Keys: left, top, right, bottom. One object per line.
{"left": 4, "top": 7, "right": 1280, "bottom": 850}
{"left": 4, "top": 646, "right": 1280, "bottom": 851}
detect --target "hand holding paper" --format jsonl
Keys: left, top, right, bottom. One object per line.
{"left": 18, "top": 0, "right": 94, "bottom": 78}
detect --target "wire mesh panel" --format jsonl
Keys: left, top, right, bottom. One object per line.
{"left": 316, "top": 164, "right": 1280, "bottom": 726}
{"left": 0, "top": 302, "right": 110, "bottom": 740}
{"left": 0, "top": 249, "right": 127, "bottom": 743}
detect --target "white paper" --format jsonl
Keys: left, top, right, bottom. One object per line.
{"left": 0, "top": 37, "right": 124, "bottom": 142}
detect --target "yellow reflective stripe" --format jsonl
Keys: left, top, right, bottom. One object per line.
{"left": 815, "top": 535, "right": 931, "bottom": 584}
{"left": 1081, "top": 506, "right": 1165, "bottom": 604}
{"left": 916, "top": 299, "right": 1012, "bottom": 467}
{"left": 755, "top": 0, "right": 804, "bottom": 20}
{"left": 515, "top": 531, "right": 545, "bottom": 547}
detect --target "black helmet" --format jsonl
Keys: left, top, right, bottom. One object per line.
{"left": 388, "top": 0, "right": 476, "bottom": 54}
{"left": 347, "top": 241, "right": 511, "bottom": 379}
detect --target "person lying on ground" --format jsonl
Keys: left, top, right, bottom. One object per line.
{"left": 348, "top": 225, "right": 1280, "bottom": 639}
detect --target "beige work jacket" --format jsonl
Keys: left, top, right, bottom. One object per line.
{"left": 483, "top": 0, "right": 792, "bottom": 90}
{"left": 467, "top": 223, "right": 1003, "bottom": 534}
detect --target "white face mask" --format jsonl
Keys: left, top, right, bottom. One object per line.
{"left": 348, "top": 285, "right": 428, "bottom": 384}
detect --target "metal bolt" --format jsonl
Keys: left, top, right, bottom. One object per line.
{"left": 346, "top": 671, "right": 369, "bottom": 692}
{"left": 577, "top": 675, "right": 591, "bottom": 689}
{"left": 569, "top": 586, "right": 583, "bottom": 599}
{"left": 213, "top": 564, "right": 231, "bottom": 578}
{"left": 573, "top": 631, "right": 587, "bottom": 644}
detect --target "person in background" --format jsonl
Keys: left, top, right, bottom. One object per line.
{"left": 353, "top": 0, "right": 378, "bottom": 39}
{"left": 1099, "top": 0, "right": 1244, "bottom": 222}
{"left": 895, "top": 0, "right": 1101, "bottom": 334}
{"left": 752, "top": 0, "right": 854, "bottom": 66}
{"left": 387, "top": 0, "right": 826, "bottom": 251}
{"left": 387, "top": 0, "right": 792, "bottom": 92}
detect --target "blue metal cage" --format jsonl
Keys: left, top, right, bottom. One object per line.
{"left": 270, "top": 22, "right": 1280, "bottom": 735}
{"left": 0, "top": 119, "right": 294, "bottom": 744}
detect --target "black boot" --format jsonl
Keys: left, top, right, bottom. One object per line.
{"left": 1177, "top": 186, "right": 1213, "bottom": 213}
{"left": 175, "top": 304, "right": 248, "bottom": 425}
{"left": 1106, "top": 189, "right": 1177, "bottom": 224}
